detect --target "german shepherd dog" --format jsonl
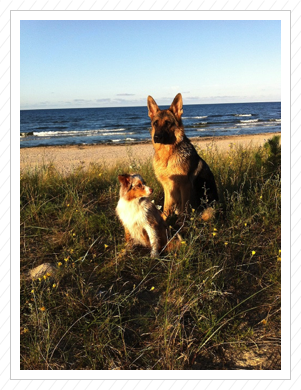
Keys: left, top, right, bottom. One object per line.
{"left": 147, "top": 93, "right": 218, "bottom": 219}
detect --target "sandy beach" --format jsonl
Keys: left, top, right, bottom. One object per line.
{"left": 20, "top": 132, "right": 280, "bottom": 174}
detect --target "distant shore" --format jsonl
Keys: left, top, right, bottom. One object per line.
{"left": 20, "top": 132, "right": 281, "bottom": 174}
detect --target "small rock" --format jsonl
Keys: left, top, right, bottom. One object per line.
{"left": 28, "top": 263, "right": 58, "bottom": 280}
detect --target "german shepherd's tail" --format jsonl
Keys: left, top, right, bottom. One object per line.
{"left": 200, "top": 206, "right": 216, "bottom": 222}
{"left": 160, "top": 230, "right": 182, "bottom": 254}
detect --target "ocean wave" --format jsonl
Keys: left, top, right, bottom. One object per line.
{"left": 183, "top": 116, "right": 208, "bottom": 119}
{"left": 194, "top": 122, "right": 208, "bottom": 126}
{"left": 33, "top": 128, "right": 127, "bottom": 137}
{"left": 108, "top": 137, "right": 137, "bottom": 143}
{"left": 269, "top": 118, "right": 281, "bottom": 122}
{"left": 236, "top": 120, "right": 280, "bottom": 127}
{"left": 240, "top": 119, "right": 259, "bottom": 123}
{"left": 97, "top": 132, "right": 135, "bottom": 137}
{"left": 234, "top": 114, "right": 253, "bottom": 117}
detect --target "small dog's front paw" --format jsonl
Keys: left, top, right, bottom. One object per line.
{"left": 150, "top": 249, "right": 159, "bottom": 258}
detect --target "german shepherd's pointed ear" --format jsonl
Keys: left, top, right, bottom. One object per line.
{"left": 169, "top": 93, "right": 183, "bottom": 120}
{"left": 147, "top": 96, "right": 160, "bottom": 120}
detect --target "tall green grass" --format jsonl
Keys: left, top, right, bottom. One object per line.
{"left": 20, "top": 137, "right": 281, "bottom": 370}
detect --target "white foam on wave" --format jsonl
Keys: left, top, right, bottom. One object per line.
{"left": 33, "top": 128, "right": 127, "bottom": 137}
{"left": 183, "top": 116, "right": 208, "bottom": 119}
{"left": 240, "top": 119, "right": 259, "bottom": 123}
{"left": 96, "top": 132, "right": 134, "bottom": 137}
{"left": 112, "top": 137, "right": 138, "bottom": 142}
{"left": 235, "top": 114, "right": 252, "bottom": 117}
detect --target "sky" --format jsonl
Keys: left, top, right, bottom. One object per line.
{"left": 20, "top": 20, "right": 281, "bottom": 110}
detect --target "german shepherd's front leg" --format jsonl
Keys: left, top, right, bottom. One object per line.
{"left": 180, "top": 183, "right": 192, "bottom": 214}
{"left": 162, "top": 187, "right": 174, "bottom": 220}
{"left": 162, "top": 180, "right": 182, "bottom": 219}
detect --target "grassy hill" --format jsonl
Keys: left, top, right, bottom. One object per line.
{"left": 20, "top": 136, "right": 281, "bottom": 370}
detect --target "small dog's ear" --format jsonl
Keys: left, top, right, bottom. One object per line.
{"left": 118, "top": 174, "right": 131, "bottom": 188}
{"left": 147, "top": 96, "right": 160, "bottom": 120}
{"left": 169, "top": 93, "right": 183, "bottom": 120}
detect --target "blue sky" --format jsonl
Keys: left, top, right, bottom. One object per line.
{"left": 20, "top": 20, "right": 281, "bottom": 109}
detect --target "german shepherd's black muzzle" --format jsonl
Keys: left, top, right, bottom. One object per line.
{"left": 153, "top": 133, "right": 163, "bottom": 143}
{"left": 153, "top": 130, "right": 175, "bottom": 145}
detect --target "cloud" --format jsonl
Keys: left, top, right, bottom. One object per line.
{"left": 184, "top": 96, "right": 201, "bottom": 100}
{"left": 73, "top": 99, "right": 92, "bottom": 102}
{"left": 95, "top": 98, "right": 112, "bottom": 103}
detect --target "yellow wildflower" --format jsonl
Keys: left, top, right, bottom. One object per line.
{"left": 212, "top": 233, "right": 216, "bottom": 237}
{"left": 277, "top": 249, "right": 281, "bottom": 261}
{"left": 39, "top": 307, "right": 46, "bottom": 312}
{"left": 150, "top": 287, "right": 155, "bottom": 291}
{"left": 224, "top": 242, "right": 228, "bottom": 246}
{"left": 52, "top": 283, "right": 57, "bottom": 288}
{"left": 64, "top": 258, "right": 69, "bottom": 262}
{"left": 104, "top": 244, "right": 109, "bottom": 249}
{"left": 57, "top": 262, "right": 62, "bottom": 267}
{"left": 252, "top": 251, "right": 256, "bottom": 256}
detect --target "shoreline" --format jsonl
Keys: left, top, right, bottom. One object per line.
{"left": 20, "top": 132, "right": 281, "bottom": 174}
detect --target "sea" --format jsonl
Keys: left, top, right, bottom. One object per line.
{"left": 20, "top": 102, "right": 281, "bottom": 148}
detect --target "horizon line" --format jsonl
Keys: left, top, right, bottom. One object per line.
{"left": 20, "top": 100, "right": 281, "bottom": 111}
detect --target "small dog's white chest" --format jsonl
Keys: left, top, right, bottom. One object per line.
{"left": 116, "top": 198, "right": 147, "bottom": 230}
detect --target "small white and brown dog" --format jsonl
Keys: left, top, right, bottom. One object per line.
{"left": 116, "top": 173, "right": 179, "bottom": 257}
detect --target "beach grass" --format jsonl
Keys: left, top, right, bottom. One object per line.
{"left": 20, "top": 136, "right": 281, "bottom": 370}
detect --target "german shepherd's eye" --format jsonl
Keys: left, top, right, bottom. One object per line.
{"left": 153, "top": 120, "right": 158, "bottom": 127}
{"left": 165, "top": 120, "right": 171, "bottom": 126}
